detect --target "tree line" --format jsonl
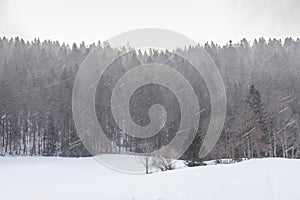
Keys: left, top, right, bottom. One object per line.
{"left": 1, "top": 36, "right": 300, "bottom": 162}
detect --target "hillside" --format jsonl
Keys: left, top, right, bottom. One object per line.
{"left": 0, "top": 155, "right": 299, "bottom": 200}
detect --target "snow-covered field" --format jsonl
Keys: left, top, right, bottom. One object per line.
{"left": 1, "top": 155, "right": 299, "bottom": 200}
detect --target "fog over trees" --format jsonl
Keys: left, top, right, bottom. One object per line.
{"left": 1, "top": 36, "right": 300, "bottom": 162}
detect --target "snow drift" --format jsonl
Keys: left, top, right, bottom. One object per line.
{"left": 0, "top": 155, "right": 299, "bottom": 200}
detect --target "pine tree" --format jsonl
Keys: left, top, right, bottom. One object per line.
{"left": 182, "top": 129, "right": 203, "bottom": 167}
{"left": 246, "top": 84, "right": 273, "bottom": 157}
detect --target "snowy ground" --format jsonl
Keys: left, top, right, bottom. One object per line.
{"left": 0, "top": 155, "right": 300, "bottom": 200}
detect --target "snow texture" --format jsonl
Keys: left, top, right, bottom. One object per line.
{"left": 0, "top": 155, "right": 299, "bottom": 200}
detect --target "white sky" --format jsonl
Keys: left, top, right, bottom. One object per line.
{"left": 0, "top": 0, "right": 300, "bottom": 45}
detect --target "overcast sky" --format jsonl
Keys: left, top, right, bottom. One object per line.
{"left": 0, "top": 0, "right": 300, "bottom": 45}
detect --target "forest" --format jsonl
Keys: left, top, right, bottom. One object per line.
{"left": 1, "top": 36, "right": 300, "bottom": 162}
